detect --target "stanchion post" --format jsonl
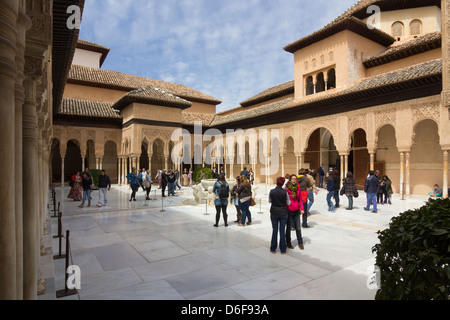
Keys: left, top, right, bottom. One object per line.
{"left": 152, "top": 189, "right": 157, "bottom": 201}
{"left": 203, "top": 198, "right": 209, "bottom": 215}
{"left": 53, "top": 217, "right": 66, "bottom": 260}
{"left": 56, "top": 230, "right": 77, "bottom": 298}
{"left": 160, "top": 195, "right": 166, "bottom": 212}
{"left": 53, "top": 211, "right": 63, "bottom": 239}
{"left": 258, "top": 198, "right": 264, "bottom": 214}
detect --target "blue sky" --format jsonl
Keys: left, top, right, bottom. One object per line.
{"left": 79, "top": 0, "right": 357, "bottom": 112}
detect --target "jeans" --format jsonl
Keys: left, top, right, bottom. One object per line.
{"left": 271, "top": 214, "right": 288, "bottom": 253}
{"left": 346, "top": 195, "right": 353, "bottom": 209}
{"left": 130, "top": 184, "right": 139, "bottom": 200}
{"left": 307, "top": 190, "right": 314, "bottom": 213}
{"left": 319, "top": 175, "right": 324, "bottom": 188}
{"left": 168, "top": 182, "right": 175, "bottom": 196}
{"left": 98, "top": 188, "right": 108, "bottom": 205}
{"left": 239, "top": 200, "right": 251, "bottom": 225}
{"left": 366, "top": 193, "right": 377, "bottom": 212}
{"left": 326, "top": 191, "right": 335, "bottom": 211}
{"left": 286, "top": 210, "right": 303, "bottom": 246}
{"left": 82, "top": 188, "right": 92, "bottom": 206}
{"left": 334, "top": 190, "right": 340, "bottom": 207}
{"left": 215, "top": 204, "right": 228, "bottom": 226}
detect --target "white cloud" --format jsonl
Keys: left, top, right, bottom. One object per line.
{"left": 80, "top": 0, "right": 357, "bottom": 112}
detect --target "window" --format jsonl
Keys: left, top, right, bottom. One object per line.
{"left": 316, "top": 73, "right": 325, "bottom": 93}
{"left": 304, "top": 61, "right": 308, "bottom": 70}
{"left": 305, "top": 76, "right": 314, "bottom": 96}
{"left": 320, "top": 55, "right": 325, "bottom": 65}
{"left": 327, "top": 68, "right": 336, "bottom": 90}
{"left": 329, "top": 51, "right": 334, "bottom": 61}
{"left": 312, "top": 58, "right": 316, "bottom": 68}
{"left": 410, "top": 19, "right": 422, "bottom": 37}
{"left": 392, "top": 21, "right": 404, "bottom": 40}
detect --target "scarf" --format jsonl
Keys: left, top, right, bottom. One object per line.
{"left": 287, "top": 182, "right": 299, "bottom": 200}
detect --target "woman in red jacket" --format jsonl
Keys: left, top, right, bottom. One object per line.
{"left": 285, "top": 175, "right": 305, "bottom": 250}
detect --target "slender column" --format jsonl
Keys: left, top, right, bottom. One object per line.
{"left": 405, "top": 152, "right": 411, "bottom": 196}
{"left": 117, "top": 156, "right": 122, "bottom": 185}
{"left": 344, "top": 155, "right": 349, "bottom": 177}
{"left": 81, "top": 154, "right": 85, "bottom": 172}
{"left": 281, "top": 154, "right": 285, "bottom": 178}
{"left": 0, "top": 0, "right": 18, "bottom": 300}
{"left": 164, "top": 156, "right": 169, "bottom": 171}
{"left": 443, "top": 151, "right": 449, "bottom": 199}
{"left": 61, "top": 156, "right": 65, "bottom": 186}
{"left": 369, "top": 152, "right": 375, "bottom": 171}
{"left": 340, "top": 155, "right": 344, "bottom": 182}
{"left": 399, "top": 152, "right": 405, "bottom": 197}
{"left": 22, "top": 77, "right": 38, "bottom": 300}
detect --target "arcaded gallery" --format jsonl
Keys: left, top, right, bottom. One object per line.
{"left": 0, "top": 0, "right": 449, "bottom": 299}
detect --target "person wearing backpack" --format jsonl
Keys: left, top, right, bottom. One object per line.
{"left": 212, "top": 174, "right": 230, "bottom": 227}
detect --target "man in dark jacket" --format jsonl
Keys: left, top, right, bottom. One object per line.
{"left": 364, "top": 170, "right": 380, "bottom": 213}
{"left": 318, "top": 165, "right": 325, "bottom": 188}
{"left": 97, "top": 169, "right": 111, "bottom": 207}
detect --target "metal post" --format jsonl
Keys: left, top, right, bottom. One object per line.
{"left": 203, "top": 198, "right": 209, "bottom": 215}
{"left": 258, "top": 198, "right": 264, "bottom": 214}
{"left": 160, "top": 195, "right": 166, "bottom": 212}
{"left": 56, "top": 230, "right": 77, "bottom": 298}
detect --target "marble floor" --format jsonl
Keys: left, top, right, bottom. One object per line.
{"left": 38, "top": 183, "right": 430, "bottom": 300}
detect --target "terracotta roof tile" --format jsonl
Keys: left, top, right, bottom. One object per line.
{"left": 363, "top": 32, "right": 442, "bottom": 68}
{"left": 240, "top": 80, "right": 294, "bottom": 107}
{"left": 60, "top": 98, "right": 122, "bottom": 119}
{"left": 68, "top": 64, "right": 222, "bottom": 105}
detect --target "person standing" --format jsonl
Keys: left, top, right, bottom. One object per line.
{"left": 188, "top": 168, "right": 193, "bottom": 186}
{"left": 231, "top": 176, "right": 242, "bottom": 223}
{"left": 200, "top": 170, "right": 206, "bottom": 181}
{"left": 240, "top": 167, "right": 250, "bottom": 180}
{"left": 183, "top": 168, "right": 189, "bottom": 187}
{"left": 364, "top": 170, "right": 380, "bottom": 213}
{"left": 126, "top": 167, "right": 139, "bottom": 201}
{"left": 167, "top": 170, "right": 176, "bottom": 196}
{"left": 78, "top": 172, "right": 93, "bottom": 208}
{"left": 97, "top": 169, "right": 111, "bottom": 207}
{"left": 285, "top": 175, "right": 305, "bottom": 250}
{"left": 383, "top": 175, "right": 393, "bottom": 205}
{"left": 138, "top": 168, "right": 146, "bottom": 192}
{"left": 68, "top": 172, "right": 82, "bottom": 201}
{"left": 236, "top": 175, "right": 252, "bottom": 226}
{"left": 305, "top": 169, "right": 318, "bottom": 214}
{"left": 297, "top": 169, "right": 311, "bottom": 228}
{"left": 268, "top": 177, "right": 290, "bottom": 254}
{"left": 144, "top": 169, "right": 153, "bottom": 200}
{"left": 342, "top": 171, "right": 356, "bottom": 210}
{"left": 318, "top": 164, "right": 325, "bottom": 188}
{"left": 333, "top": 169, "right": 340, "bottom": 208}
{"left": 161, "top": 169, "right": 168, "bottom": 197}
{"left": 249, "top": 168, "right": 255, "bottom": 185}
{"left": 213, "top": 174, "right": 230, "bottom": 227}
{"left": 155, "top": 169, "right": 162, "bottom": 189}
{"left": 174, "top": 168, "right": 182, "bottom": 190}
{"left": 326, "top": 172, "right": 335, "bottom": 212}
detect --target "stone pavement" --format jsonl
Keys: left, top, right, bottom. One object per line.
{"left": 38, "top": 184, "right": 430, "bottom": 300}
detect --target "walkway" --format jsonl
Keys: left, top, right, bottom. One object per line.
{"left": 38, "top": 184, "right": 430, "bottom": 300}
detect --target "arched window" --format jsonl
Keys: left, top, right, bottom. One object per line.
{"left": 305, "top": 76, "right": 314, "bottom": 96}
{"left": 329, "top": 51, "right": 334, "bottom": 61}
{"left": 320, "top": 55, "right": 325, "bottom": 65}
{"left": 316, "top": 73, "right": 325, "bottom": 93}
{"left": 312, "top": 58, "right": 316, "bottom": 68}
{"left": 392, "top": 21, "right": 404, "bottom": 40}
{"left": 410, "top": 19, "right": 422, "bottom": 37}
{"left": 327, "top": 68, "right": 336, "bottom": 90}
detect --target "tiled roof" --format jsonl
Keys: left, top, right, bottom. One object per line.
{"left": 240, "top": 80, "right": 294, "bottom": 107}
{"left": 284, "top": 16, "right": 394, "bottom": 53}
{"left": 112, "top": 86, "right": 192, "bottom": 110}
{"left": 182, "top": 112, "right": 216, "bottom": 126}
{"left": 68, "top": 65, "right": 222, "bottom": 105}
{"left": 60, "top": 98, "right": 121, "bottom": 119}
{"left": 363, "top": 32, "right": 442, "bottom": 68}
{"left": 211, "top": 59, "right": 442, "bottom": 126}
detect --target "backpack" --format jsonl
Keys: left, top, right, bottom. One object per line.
{"left": 218, "top": 182, "right": 229, "bottom": 199}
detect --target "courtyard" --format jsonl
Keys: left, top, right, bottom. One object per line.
{"left": 38, "top": 183, "right": 431, "bottom": 301}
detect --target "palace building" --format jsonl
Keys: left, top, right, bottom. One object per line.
{"left": 0, "top": 0, "right": 449, "bottom": 299}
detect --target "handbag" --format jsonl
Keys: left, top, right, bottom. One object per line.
{"left": 244, "top": 185, "right": 256, "bottom": 206}
{"left": 353, "top": 189, "right": 359, "bottom": 198}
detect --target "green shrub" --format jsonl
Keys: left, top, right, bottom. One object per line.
{"left": 90, "top": 169, "right": 101, "bottom": 189}
{"left": 372, "top": 198, "right": 450, "bottom": 300}
{"left": 193, "top": 167, "right": 213, "bottom": 183}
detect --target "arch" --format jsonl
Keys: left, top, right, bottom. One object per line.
{"left": 304, "top": 128, "right": 338, "bottom": 173}
{"left": 65, "top": 139, "right": 82, "bottom": 182}
{"left": 349, "top": 129, "right": 369, "bottom": 188}
{"left": 316, "top": 72, "right": 325, "bottom": 93}
{"left": 305, "top": 76, "right": 314, "bottom": 96}
{"left": 376, "top": 124, "right": 399, "bottom": 192}
{"left": 410, "top": 119, "right": 442, "bottom": 195}
{"left": 104, "top": 140, "right": 118, "bottom": 183}
{"left": 409, "top": 19, "right": 422, "bottom": 36}
{"left": 392, "top": 21, "right": 404, "bottom": 40}
{"left": 327, "top": 68, "right": 336, "bottom": 90}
